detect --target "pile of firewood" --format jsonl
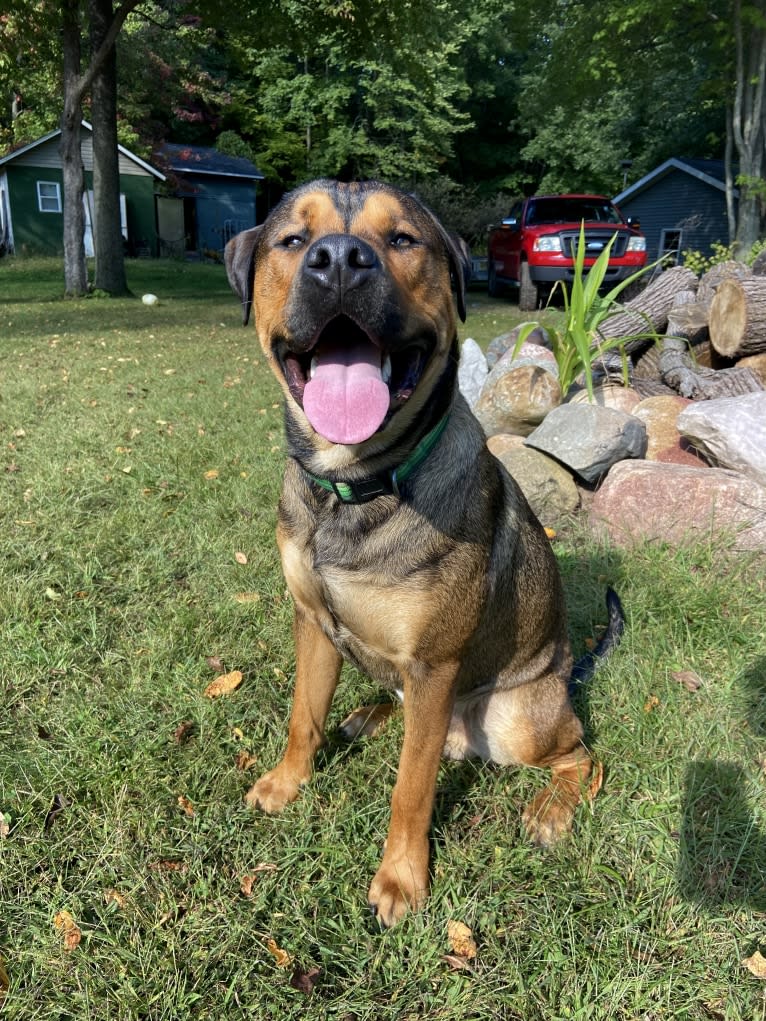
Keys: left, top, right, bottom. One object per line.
{"left": 595, "top": 254, "right": 766, "bottom": 400}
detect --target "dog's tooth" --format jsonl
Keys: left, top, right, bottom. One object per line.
{"left": 310, "top": 355, "right": 318, "bottom": 380}
{"left": 382, "top": 354, "right": 392, "bottom": 384}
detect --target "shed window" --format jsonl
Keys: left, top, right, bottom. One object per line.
{"left": 37, "top": 181, "right": 62, "bottom": 213}
{"left": 659, "top": 228, "right": 683, "bottom": 266}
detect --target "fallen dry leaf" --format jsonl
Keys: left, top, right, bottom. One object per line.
{"left": 234, "top": 551, "right": 248, "bottom": 565}
{"left": 758, "top": 752, "right": 766, "bottom": 774}
{"left": 742, "top": 950, "right": 766, "bottom": 979}
{"left": 233, "top": 591, "right": 260, "bottom": 603}
{"left": 44, "top": 793, "right": 67, "bottom": 834}
{"left": 544, "top": 526, "right": 557, "bottom": 540}
{"left": 443, "top": 953, "right": 475, "bottom": 972}
{"left": 149, "top": 859, "right": 187, "bottom": 873}
{"left": 238, "top": 866, "right": 277, "bottom": 895}
{"left": 53, "top": 910, "right": 81, "bottom": 951}
{"left": 204, "top": 469, "right": 219, "bottom": 480}
{"left": 235, "top": 750, "right": 258, "bottom": 771}
{"left": 643, "top": 694, "right": 660, "bottom": 713}
{"left": 290, "top": 965, "right": 321, "bottom": 994}
{"left": 0, "top": 812, "right": 9, "bottom": 839}
{"left": 103, "top": 888, "right": 127, "bottom": 909}
{"left": 205, "top": 655, "right": 225, "bottom": 673}
{"left": 173, "top": 720, "right": 196, "bottom": 745}
{"left": 266, "top": 938, "right": 293, "bottom": 969}
{"left": 447, "top": 919, "right": 477, "bottom": 960}
{"left": 672, "top": 669, "right": 704, "bottom": 692}
{"left": 177, "top": 795, "right": 195, "bottom": 818}
{"left": 204, "top": 670, "right": 244, "bottom": 698}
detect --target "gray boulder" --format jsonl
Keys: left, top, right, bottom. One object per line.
{"left": 525, "top": 404, "right": 647, "bottom": 483}
{"left": 678, "top": 392, "right": 766, "bottom": 487}
{"left": 458, "top": 337, "right": 488, "bottom": 410}
{"left": 487, "top": 435, "right": 580, "bottom": 524}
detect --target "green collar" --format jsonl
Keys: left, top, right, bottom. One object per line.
{"left": 305, "top": 413, "right": 450, "bottom": 504}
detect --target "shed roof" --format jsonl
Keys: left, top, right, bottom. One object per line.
{"left": 0, "top": 120, "right": 166, "bottom": 180}
{"left": 156, "top": 143, "right": 263, "bottom": 181}
{"left": 614, "top": 157, "right": 736, "bottom": 205}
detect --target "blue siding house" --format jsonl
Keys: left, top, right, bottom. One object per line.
{"left": 154, "top": 143, "right": 263, "bottom": 259}
{"left": 613, "top": 158, "right": 737, "bottom": 265}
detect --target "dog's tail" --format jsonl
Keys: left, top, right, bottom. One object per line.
{"left": 568, "top": 587, "right": 625, "bottom": 696}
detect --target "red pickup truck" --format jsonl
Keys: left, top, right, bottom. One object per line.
{"left": 487, "top": 194, "right": 647, "bottom": 310}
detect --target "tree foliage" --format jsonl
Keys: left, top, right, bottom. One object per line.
{"left": 0, "top": 0, "right": 764, "bottom": 256}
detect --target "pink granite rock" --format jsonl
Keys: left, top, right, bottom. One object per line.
{"left": 590, "top": 460, "right": 766, "bottom": 550}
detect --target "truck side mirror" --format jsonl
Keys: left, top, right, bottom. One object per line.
{"left": 627, "top": 216, "right": 641, "bottom": 230}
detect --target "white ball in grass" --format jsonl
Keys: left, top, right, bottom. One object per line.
{"left": 142, "top": 293, "right": 159, "bottom": 306}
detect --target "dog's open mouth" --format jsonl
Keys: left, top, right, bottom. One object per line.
{"left": 281, "top": 315, "right": 430, "bottom": 445}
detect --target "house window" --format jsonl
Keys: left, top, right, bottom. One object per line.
{"left": 659, "top": 228, "right": 683, "bottom": 266}
{"left": 37, "top": 181, "right": 62, "bottom": 213}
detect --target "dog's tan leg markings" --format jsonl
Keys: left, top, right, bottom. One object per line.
{"left": 444, "top": 678, "right": 593, "bottom": 845}
{"left": 367, "top": 661, "right": 458, "bottom": 927}
{"left": 338, "top": 701, "right": 398, "bottom": 741}
{"left": 520, "top": 746, "right": 593, "bottom": 846}
{"left": 246, "top": 608, "right": 342, "bottom": 813}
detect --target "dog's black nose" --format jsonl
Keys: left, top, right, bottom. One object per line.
{"left": 303, "top": 234, "right": 378, "bottom": 293}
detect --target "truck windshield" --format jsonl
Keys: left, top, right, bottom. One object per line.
{"left": 526, "top": 198, "right": 623, "bottom": 225}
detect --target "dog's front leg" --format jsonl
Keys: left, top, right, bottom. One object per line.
{"left": 246, "top": 606, "right": 342, "bottom": 814}
{"left": 368, "top": 660, "right": 458, "bottom": 927}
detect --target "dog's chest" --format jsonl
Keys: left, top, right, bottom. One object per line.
{"left": 279, "top": 526, "right": 436, "bottom": 681}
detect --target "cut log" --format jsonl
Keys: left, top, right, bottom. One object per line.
{"left": 666, "top": 290, "right": 709, "bottom": 345}
{"left": 751, "top": 249, "right": 766, "bottom": 276}
{"left": 597, "top": 265, "right": 698, "bottom": 349}
{"left": 696, "top": 259, "right": 751, "bottom": 305}
{"left": 709, "top": 277, "right": 766, "bottom": 358}
{"left": 659, "top": 337, "right": 764, "bottom": 399}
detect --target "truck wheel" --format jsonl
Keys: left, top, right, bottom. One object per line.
{"left": 518, "top": 262, "right": 538, "bottom": 311}
{"left": 487, "top": 262, "right": 501, "bottom": 297}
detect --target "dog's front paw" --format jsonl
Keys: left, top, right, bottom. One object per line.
{"left": 367, "top": 851, "right": 429, "bottom": 928}
{"left": 522, "top": 787, "right": 576, "bottom": 847}
{"left": 245, "top": 767, "right": 302, "bottom": 814}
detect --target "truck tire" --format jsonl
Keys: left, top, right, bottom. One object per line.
{"left": 518, "top": 262, "right": 538, "bottom": 311}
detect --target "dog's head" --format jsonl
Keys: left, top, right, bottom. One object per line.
{"left": 225, "top": 180, "right": 470, "bottom": 451}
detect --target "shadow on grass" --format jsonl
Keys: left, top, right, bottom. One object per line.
{"left": 677, "top": 657, "right": 766, "bottom": 912}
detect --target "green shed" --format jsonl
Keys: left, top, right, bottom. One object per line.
{"left": 0, "top": 120, "right": 165, "bottom": 257}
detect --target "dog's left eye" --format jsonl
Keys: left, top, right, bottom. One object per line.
{"left": 391, "top": 233, "right": 417, "bottom": 248}
{"left": 281, "top": 235, "right": 305, "bottom": 249}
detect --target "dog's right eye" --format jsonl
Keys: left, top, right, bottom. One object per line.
{"left": 281, "top": 235, "right": 305, "bottom": 249}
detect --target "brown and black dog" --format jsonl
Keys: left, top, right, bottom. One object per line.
{"left": 225, "top": 179, "right": 620, "bottom": 927}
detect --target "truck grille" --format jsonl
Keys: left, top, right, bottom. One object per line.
{"left": 560, "top": 230, "right": 628, "bottom": 259}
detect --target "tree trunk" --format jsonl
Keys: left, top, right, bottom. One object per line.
{"left": 696, "top": 259, "right": 751, "bottom": 305}
{"left": 60, "top": 0, "right": 88, "bottom": 297}
{"left": 709, "top": 277, "right": 766, "bottom": 358}
{"left": 731, "top": 0, "right": 766, "bottom": 258}
{"left": 659, "top": 337, "right": 763, "bottom": 399}
{"left": 89, "top": 0, "right": 127, "bottom": 294}
{"left": 596, "top": 265, "right": 699, "bottom": 349}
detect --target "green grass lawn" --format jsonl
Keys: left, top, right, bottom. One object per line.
{"left": 1, "top": 257, "right": 765, "bottom": 1020}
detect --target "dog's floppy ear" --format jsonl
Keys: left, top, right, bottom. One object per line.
{"left": 421, "top": 209, "right": 471, "bottom": 323}
{"left": 446, "top": 233, "right": 472, "bottom": 323}
{"left": 224, "top": 226, "right": 263, "bottom": 326}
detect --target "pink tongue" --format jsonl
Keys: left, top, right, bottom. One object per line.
{"left": 303, "top": 339, "right": 390, "bottom": 444}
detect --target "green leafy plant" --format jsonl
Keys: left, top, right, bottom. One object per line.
{"left": 512, "top": 223, "right": 657, "bottom": 400}
{"left": 682, "top": 237, "right": 766, "bottom": 274}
